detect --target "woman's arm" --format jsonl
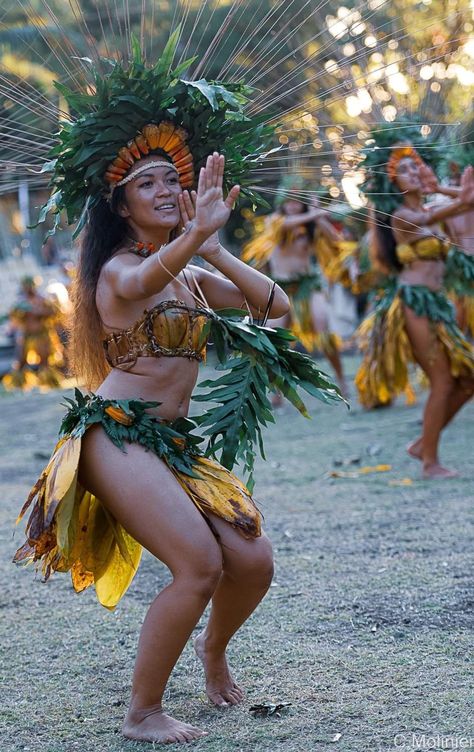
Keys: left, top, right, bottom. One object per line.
{"left": 103, "top": 153, "right": 240, "bottom": 301}
{"left": 103, "top": 223, "right": 209, "bottom": 300}
{"left": 393, "top": 199, "right": 472, "bottom": 242}
{"left": 193, "top": 249, "right": 289, "bottom": 317}
{"left": 280, "top": 207, "right": 327, "bottom": 229}
{"left": 316, "top": 216, "right": 343, "bottom": 243}
{"left": 178, "top": 189, "right": 289, "bottom": 317}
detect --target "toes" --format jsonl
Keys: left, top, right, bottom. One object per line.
{"left": 208, "top": 691, "right": 230, "bottom": 707}
{"left": 226, "top": 690, "right": 242, "bottom": 705}
{"left": 232, "top": 683, "right": 244, "bottom": 698}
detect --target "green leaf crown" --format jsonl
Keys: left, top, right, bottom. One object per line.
{"left": 40, "top": 28, "right": 275, "bottom": 235}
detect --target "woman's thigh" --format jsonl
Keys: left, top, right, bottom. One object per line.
{"left": 206, "top": 513, "right": 274, "bottom": 582}
{"left": 310, "top": 292, "right": 329, "bottom": 331}
{"left": 403, "top": 305, "right": 453, "bottom": 383}
{"left": 79, "top": 425, "right": 221, "bottom": 574}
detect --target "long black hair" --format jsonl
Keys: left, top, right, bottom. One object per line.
{"left": 68, "top": 189, "right": 129, "bottom": 388}
{"left": 370, "top": 208, "right": 402, "bottom": 273}
{"left": 69, "top": 152, "right": 181, "bottom": 388}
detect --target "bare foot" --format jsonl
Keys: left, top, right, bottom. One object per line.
{"left": 194, "top": 633, "right": 244, "bottom": 707}
{"left": 407, "top": 438, "right": 423, "bottom": 460}
{"left": 123, "top": 708, "right": 208, "bottom": 744}
{"left": 422, "top": 463, "right": 459, "bottom": 479}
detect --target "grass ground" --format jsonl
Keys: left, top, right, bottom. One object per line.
{"left": 0, "top": 355, "right": 472, "bottom": 752}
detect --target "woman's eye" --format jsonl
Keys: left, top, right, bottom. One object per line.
{"left": 139, "top": 180, "right": 153, "bottom": 188}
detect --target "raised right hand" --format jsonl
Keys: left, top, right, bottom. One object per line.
{"left": 190, "top": 152, "right": 240, "bottom": 237}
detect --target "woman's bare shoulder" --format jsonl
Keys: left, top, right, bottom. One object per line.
{"left": 102, "top": 246, "right": 141, "bottom": 276}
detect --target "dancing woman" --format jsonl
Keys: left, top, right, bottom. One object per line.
{"left": 2, "top": 276, "right": 64, "bottom": 390}
{"left": 356, "top": 132, "right": 474, "bottom": 479}
{"left": 242, "top": 180, "right": 347, "bottom": 394}
{"left": 12, "top": 39, "right": 342, "bottom": 744}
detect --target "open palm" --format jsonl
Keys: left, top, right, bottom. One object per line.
{"left": 191, "top": 153, "right": 240, "bottom": 235}
{"left": 460, "top": 165, "right": 474, "bottom": 206}
{"left": 178, "top": 152, "right": 240, "bottom": 257}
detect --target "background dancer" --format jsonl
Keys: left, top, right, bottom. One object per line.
{"left": 356, "top": 125, "right": 474, "bottom": 478}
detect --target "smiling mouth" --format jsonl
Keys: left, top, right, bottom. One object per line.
{"left": 154, "top": 203, "right": 176, "bottom": 210}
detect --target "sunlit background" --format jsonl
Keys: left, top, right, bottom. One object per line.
{"left": 0, "top": 0, "right": 473, "bottom": 263}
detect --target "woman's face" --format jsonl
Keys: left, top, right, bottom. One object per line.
{"left": 395, "top": 157, "right": 422, "bottom": 194}
{"left": 282, "top": 198, "right": 305, "bottom": 215}
{"left": 119, "top": 158, "right": 182, "bottom": 232}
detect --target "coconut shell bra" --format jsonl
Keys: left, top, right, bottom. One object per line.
{"left": 396, "top": 236, "right": 450, "bottom": 266}
{"left": 103, "top": 300, "right": 212, "bottom": 369}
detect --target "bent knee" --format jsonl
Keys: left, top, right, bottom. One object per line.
{"left": 227, "top": 535, "right": 274, "bottom": 587}
{"left": 175, "top": 552, "right": 223, "bottom": 601}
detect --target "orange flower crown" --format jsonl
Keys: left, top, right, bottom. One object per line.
{"left": 386, "top": 144, "right": 424, "bottom": 183}
{"left": 104, "top": 121, "right": 194, "bottom": 190}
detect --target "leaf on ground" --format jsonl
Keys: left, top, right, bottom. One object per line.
{"left": 249, "top": 702, "right": 292, "bottom": 717}
{"left": 330, "top": 464, "right": 392, "bottom": 479}
{"left": 359, "top": 464, "right": 391, "bottom": 474}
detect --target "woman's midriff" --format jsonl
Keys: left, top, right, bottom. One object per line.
{"left": 97, "top": 356, "right": 200, "bottom": 420}
{"left": 269, "top": 244, "right": 312, "bottom": 279}
{"left": 398, "top": 258, "right": 446, "bottom": 291}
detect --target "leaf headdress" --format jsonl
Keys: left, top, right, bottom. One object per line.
{"left": 359, "top": 120, "right": 441, "bottom": 214}
{"left": 36, "top": 29, "right": 275, "bottom": 236}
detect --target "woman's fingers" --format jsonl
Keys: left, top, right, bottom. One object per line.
{"left": 224, "top": 184, "right": 240, "bottom": 209}
{"left": 205, "top": 154, "right": 214, "bottom": 191}
{"left": 197, "top": 166, "right": 206, "bottom": 196}
{"left": 197, "top": 152, "right": 227, "bottom": 195}
{"left": 216, "top": 153, "right": 225, "bottom": 187}
{"left": 177, "top": 193, "right": 189, "bottom": 224}
{"left": 182, "top": 190, "right": 195, "bottom": 220}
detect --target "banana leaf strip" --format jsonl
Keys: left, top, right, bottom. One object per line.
{"left": 193, "top": 310, "right": 345, "bottom": 489}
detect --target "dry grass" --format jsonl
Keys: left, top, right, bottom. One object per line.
{"left": 1, "top": 356, "right": 473, "bottom": 752}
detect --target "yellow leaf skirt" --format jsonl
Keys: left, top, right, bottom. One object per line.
{"left": 355, "top": 283, "right": 474, "bottom": 408}
{"left": 14, "top": 391, "right": 262, "bottom": 610}
{"left": 275, "top": 271, "right": 341, "bottom": 355}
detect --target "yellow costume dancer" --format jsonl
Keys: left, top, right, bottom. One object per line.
{"left": 242, "top": 210, "right": 340, "bottom": 356}
{"left": 356, "top": 238, "right": 474, "bottom": 407}
{"left": 2, "top": 278, "right": 64, "bottom": 390}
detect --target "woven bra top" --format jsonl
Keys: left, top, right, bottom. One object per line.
{"left": 396, "top": 236, "right": 450, "bottom": 266}
{"left": 103, "top": 299, "right": 213, "bottom": 369}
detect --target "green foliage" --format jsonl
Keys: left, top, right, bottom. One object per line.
{"left": 60, "top": 388, "right": 204, "bottom": 477}
{"left": 36, "top": 29, "right": 275, "bottom": 232}
{"left": 193, "top": 310, "right": 345, "bottom": 489}
{"left": 442, "top": 248, "right": 474, "bottom": 295}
